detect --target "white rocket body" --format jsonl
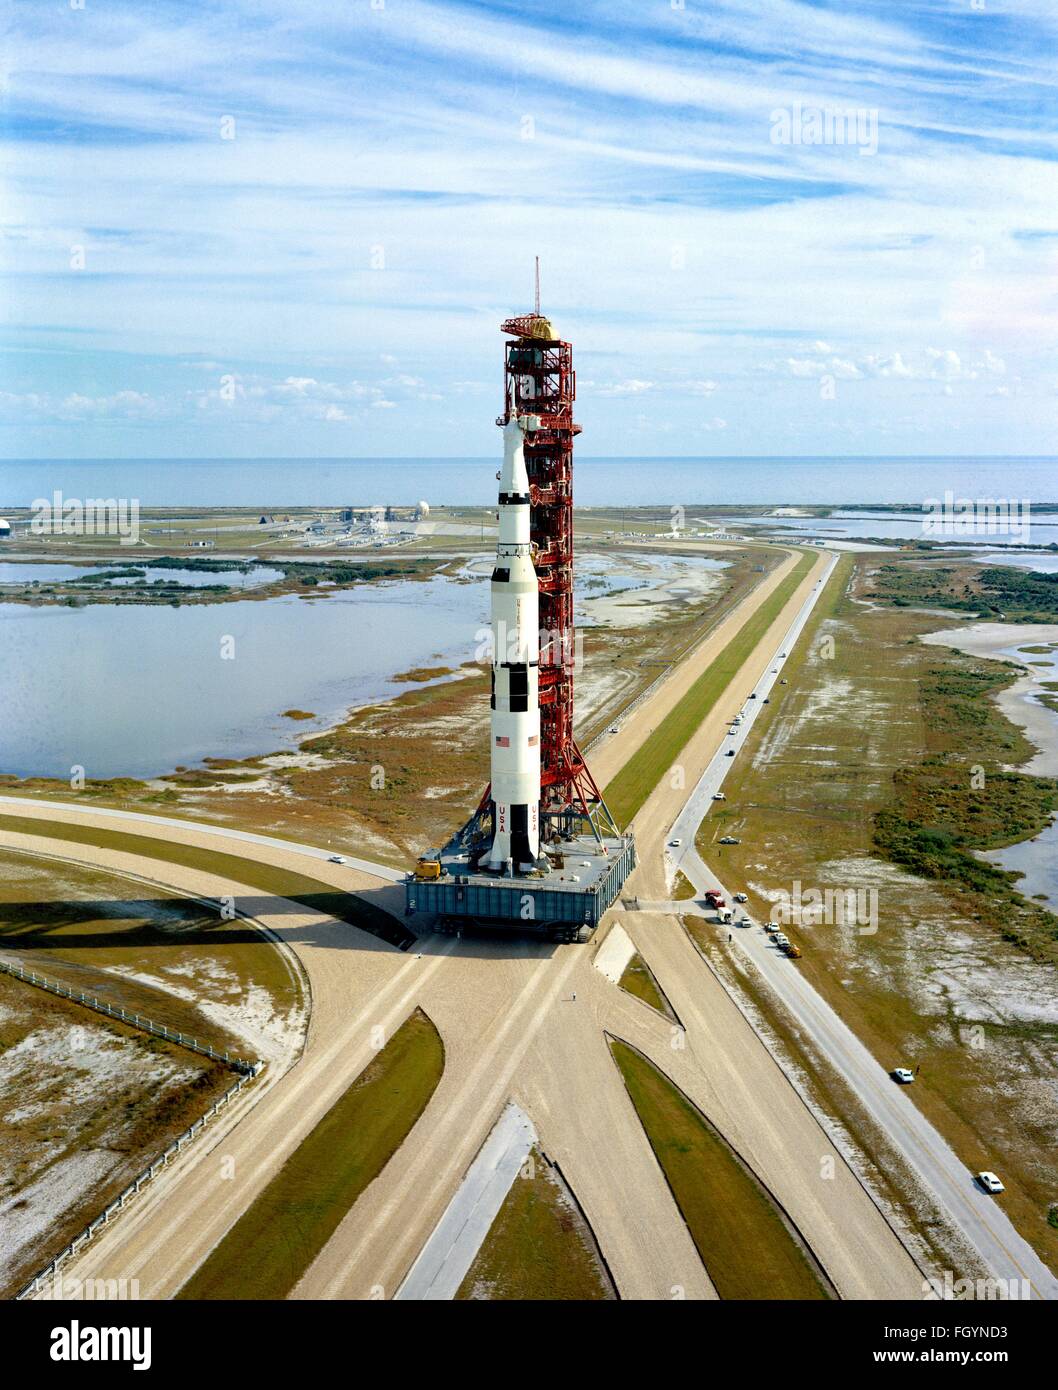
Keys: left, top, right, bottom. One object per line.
{"left": 487, "top": 410, "right": 542, "bottom": 872}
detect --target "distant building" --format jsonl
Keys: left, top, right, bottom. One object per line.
{"left": 0, "top": 518, "right": 10, "bottom": 539}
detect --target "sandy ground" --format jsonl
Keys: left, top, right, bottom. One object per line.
{"left": 7, "top": 546, "right": 925, "bottom": 1302}
{"left": 921, "top": 622, "right": 1058, "bottom": 776}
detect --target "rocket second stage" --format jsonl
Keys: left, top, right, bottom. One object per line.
{"left": 487, "top": 409, "right": 542, "bottom": 873}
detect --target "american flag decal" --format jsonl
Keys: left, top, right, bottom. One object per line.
{"left": 527, "top": 735, "right": 538, "bottom": 746}
{"left": 495, "top": 735, "right": 510, "bottom": 747}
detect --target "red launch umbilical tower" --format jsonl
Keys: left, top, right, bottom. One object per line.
{"left": 484, "top": 285, "right": 619, "bottom": 846}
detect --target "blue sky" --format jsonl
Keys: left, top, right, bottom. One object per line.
{"left": 3, "top": 0, "right": 1057, "bottom": 458}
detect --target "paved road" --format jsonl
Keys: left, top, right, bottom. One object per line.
{"left": 394, "top": 1101, "right": 537, "bottom": 1300}
{"left": 0, "top": 796, "right": 404, "bottom": 883}
{"left": 666, "top": 558, "right": 1058, "bottom": 1301}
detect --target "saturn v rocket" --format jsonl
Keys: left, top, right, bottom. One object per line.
{"left": 486, "top": 410, "right": 543, "bottom": 872}
{"left": 476, "top": 287, "right": 620, "bottom": 878}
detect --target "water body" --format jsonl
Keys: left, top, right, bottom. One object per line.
{"left": 1, "top": 577, "right": 486, "bottom": 779}
{"left": 2, "top": 554, "right": 692, "bottom": 779}
{"left": 980, "top": 643, "right": 1058, "bottom": 902}
{"left": 2, "top": 456, "right": 1054, "bottom": 509}
{"left": 710, "top": 510, "right": 1058, "bottom": 547}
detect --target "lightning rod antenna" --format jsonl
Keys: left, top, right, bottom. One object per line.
{"left": 534, "top": 256, "right": 540, "bottom": 316}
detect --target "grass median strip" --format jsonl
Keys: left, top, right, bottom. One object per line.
{"left": 456, "top": 1146, "right": 615, "bottom": 1301}
{"left": 603, "top": 551, "right": 816, "bottom": 828}
{"left": 178, "top": 1007, "right": 444, "bottom": 1300}
{"left": 610, "top": 1038, "right": 834, "bottom": 1300}
{"left": 0, "top": 813, "right": 412, "bottom": 948}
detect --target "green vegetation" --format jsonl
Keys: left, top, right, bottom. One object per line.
{"left": 618, "top": 953, "right": 677, "bottom": 1020}
{"left": 870, "top": 562, "right": 1058, "bottom": 622}
{"left": 456, "top": 1147, "right": 615, "bottom": 1300}
{"left": 610, "top": 1039, "right": 833, "bottom": 1300}
{"left": 179, "top": 1007, "right": 443, "bottom": 1300}
{"left": 872, "top": 659, "right": 1058, "bottom": 963}
{"left": 604, "top": 552, "right": 816, "bottom": 826}
{"left": 685, "top": 553, "right": 1058, "bottom": 1267}
{"left": 280, "top": 708, "right": 316, "bottom": 720}
{"left": 0, "top": 813, "right": 414, "bottom": 948}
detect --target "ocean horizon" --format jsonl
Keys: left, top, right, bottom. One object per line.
{"left": 2, "top": 455, "right": 1054, "bottom": 510}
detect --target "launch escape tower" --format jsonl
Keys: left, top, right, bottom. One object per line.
{"left": 405, "top": 277, "right": 635, "bottom": 942}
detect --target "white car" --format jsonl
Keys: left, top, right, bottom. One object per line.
{"left": 774, "top": 933, "right": 790, "bottom": 948}
{"left": 891, "top": 1068, "right": 915, "bottom": 1084}
{"left": 328, "top": 854, "right": 345, "bottom": 864}
{"left": 608, "top": 725, "right": 620, "bottom": 734}
{"left": 734, "top": 892, "right": 748, "bottom": 903}
{"left": 977, "top": 1171, "right": 1005, "bottom": 1194}
{"left": 712, "top": 792, "right": 726, "bottom": 801}
{"left": 669, "top": 838, "right": 682, "bottom": 847}
{"left": 764, "top": 922, "right": 780, "bottom": 933}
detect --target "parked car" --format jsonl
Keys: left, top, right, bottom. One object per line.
{"left": 891, "top": 1068, "right": 915, "bottom": 1084}
{"left": 712, "top": 792, "right": 726, "bottom": 801}
{"left": 719, "top": 835, "right": 740, "bottom": 845}
{"left": 977, "top": 1172, "right": 1005, "bottom": 1195}
{"left": 774, "top": 933, "right": 790, "bottom": 948}
{"left": 764, "top": 922, "right": 780, "bottom": 933}
{"left": 733, "top": 892, "right": 748, "bottom": 903}
{"left": 780, "top": 678, "right": 788, "bottom": 684}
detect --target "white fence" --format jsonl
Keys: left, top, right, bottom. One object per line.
{"left": 1, "top": 953, "right": 263, "bottom": 1302}
{"left": 0, "top": 955, "right": 257, "bottom": 1072}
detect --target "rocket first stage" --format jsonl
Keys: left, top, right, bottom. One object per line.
{"left": 487, "top": 409, "right": 544, "bottom": 872}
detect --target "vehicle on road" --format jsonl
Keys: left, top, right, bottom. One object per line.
{"left": 891, "top": 1068, "right": 915, "bottom": 1084}
{"left": 782, "top": 943, "right": 802, "bottom": 958}
{"left": 763, "top": 698, "right": 770, "bottom": 704}
{"left": 749, "top": 692, "right": 757, "bottom": 699}
{"left": 712, "top": 792, "right": 726, "bottom": 801}
{"left": 734, "top": 892, "right": 748, "bottom": 903}
{"left": 774, "top": 933, "right": 790, "bottom": 948}
{"left": 717, "top": 906, "right": 734, "bottom": 924}
{"left": 705, "top": 890, "right": 726, "bottom": 908}
{"left": 718, "top": 835, "right": 740, "bottom": 845}
{"left": 977, "top": 1172, "right": 1005, "bottom": 1195}
{"left": 328, "top": 855, "right": 346, "bottom": 864}
{"left": 669, "top": 838, "right": 682, "bottom": 847}
{"left": 772, "top": 668, "right": 778, "bottom": 673}
{"left": 726, "top": 748, "right": 735, "bottom": 756}
{"left": 608, "top": 725, "right": 620, "bottom": 734}
{"left": 764, "top": 922, "right": 780, "bottom": 933}
{"left": 780, "top": 651, "right": 787, "bottom": 657}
